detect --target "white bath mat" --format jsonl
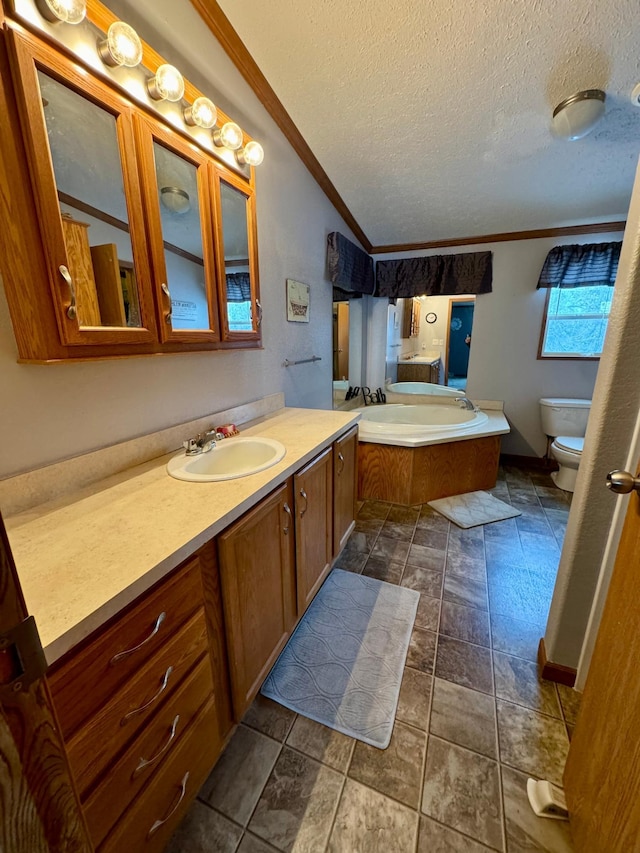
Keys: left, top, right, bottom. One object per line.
{"left": 428, "top": 490, "right": 521, "bottom": 529}
{"left": 261, "top": 569, "right": 419, "bottom": 749}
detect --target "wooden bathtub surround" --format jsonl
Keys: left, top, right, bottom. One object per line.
{"left": 357, "top": 434, "right": 501, "bottom": 505}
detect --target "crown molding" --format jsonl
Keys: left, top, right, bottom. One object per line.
{"left": 370, "top": 221, "right": 627, "bottom": 254}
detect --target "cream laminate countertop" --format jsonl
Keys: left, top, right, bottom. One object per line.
{"left": 6, "top": 407, "right": 359, "bottom": 664}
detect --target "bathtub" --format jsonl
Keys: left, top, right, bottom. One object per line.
{"left": 356, "top": 403, "right": 488, "bottom": 442}
{"left": 355, "top": 402, "right": 511, "bottom": 504}
{"left": 387, "top": 382, "right": 459, "bottom": 397}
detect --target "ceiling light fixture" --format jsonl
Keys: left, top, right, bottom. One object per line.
{"left": 35, "top": 0, "right": 86, "bottom": 24}
{"left": 213, "top": 121, "right": 243, "bottom": 151}
{"left": 552, "top": 89, "right": 606, "bottom": 141}
{"left": 236, "top": 140, "right": 264, "bottom": 167}
{"left": 184, "top": 96, "right": 217, "bottom": 129}
{"left": 160, "top": 186, "right": 191, "bottom": 214}
{"left": 98, "top": 22, "right": 143, "bottom": 68}
{"left": 148, "top": 64, "right": 185, "bottom": 102}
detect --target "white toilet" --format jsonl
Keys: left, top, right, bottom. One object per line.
{"left": 539, "top": 398, "right": 592, "bottom": 492}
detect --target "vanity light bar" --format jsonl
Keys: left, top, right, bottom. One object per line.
{"left": 35, "top": 0, "right": 86, "bottom": 24}
{"left": 36, "top": 1, "right": 264, "bottom": 164}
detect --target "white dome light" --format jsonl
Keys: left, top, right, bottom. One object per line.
{"left": 184, "top": 97, "right": 217, "bottom": 129}
{"left": 213, "top": 121, "right": 243, "bottom": 151}
{"left": 236, "top": 140, "right": 264, "bottom": 167}
{"left": 148, "top": 65, "right": 185, "bottom": 102}
{"left": 36, "top": 0, "right": 86, "bottom": 24}
{"left": 98, "top": 22, "right": 143, "bottom": 68}
{"left": 552, "top": 90, "right": 606, "bottom": 141}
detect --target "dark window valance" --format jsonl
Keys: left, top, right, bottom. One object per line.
{"left": 537, "top": 242, "right": 622, "bottom": 289}
{"left": 226, "top": 272, "right": 251, "bottom": 302}
{"left": 327, "top": 232, "right": 375, "bottom": 296}
{"left": 375, "top": 251, "right": 492, "bottom": 298}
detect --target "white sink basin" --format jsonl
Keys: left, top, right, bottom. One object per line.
{"left": 167, "top": 436, "right": 286, "bottom": 482}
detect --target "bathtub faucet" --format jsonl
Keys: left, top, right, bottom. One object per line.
{"left": 455, "top": 396, "right": 478, "bottom": 412}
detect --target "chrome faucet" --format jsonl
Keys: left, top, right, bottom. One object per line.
{"left": 183, "top": 429, "right": 217, "bottom": 456}
{"left": 455, "top": 396, "right": 478, "bottom": 412}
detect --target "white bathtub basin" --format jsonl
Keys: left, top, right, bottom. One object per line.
{"left": 167, "top": 436, "right": 286, "bottom": 482}
{"left": 355, "top": 403, "right": 488, "bottom": 442}
{"left": 387, "top": 382, "right": 459, "bottom": 396}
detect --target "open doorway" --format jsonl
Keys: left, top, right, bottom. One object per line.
{"left": 332, "top": 302, "right": 349, "bottom": 381}
{"left": 445, "top": 297, "right": 475, "bottom": 390}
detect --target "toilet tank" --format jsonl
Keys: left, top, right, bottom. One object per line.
{"left": 540, "top": 398, "right": 591, "bottom": 437}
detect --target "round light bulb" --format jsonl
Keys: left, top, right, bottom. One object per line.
{"left": 213, "top": 121, "right": 243, "bottom": 151}
{"left": 36, "top": 0, "right": 86, "bottom": 23}
{"left": 184, "top": 97, "right": 217, "bottom": 129}
{"left": 236, "top": 140, "right": 264, "bottom": 167}
{"left": 98, "top": 22, "right": 143, "bottom": 68}
{"left": 160, "top": 187, "right": 190, "bottom": 215}
{"left": 148, "top": 64, "right": 185, "bottom": 102}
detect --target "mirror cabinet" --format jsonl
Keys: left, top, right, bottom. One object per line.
{"left": 0, "top": 22, "right": 261, "bottom": 361}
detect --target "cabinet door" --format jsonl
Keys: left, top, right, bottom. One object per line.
{"left": 333, "top": 427, "right": 358, "bottom": 557}
{"left": 217, "top": 482, "right": 296, "bottom": 717}
{"left": 135, "top": 117, "right": 220, "bottom": 343}
{"left": 212, "top": 167, "right": 261, "bottom": 343}
{"left": 295, "top": 447, "right": 333, "bottom": 615}
{"left": 9, "top": 31, "right": 157, "bottom": 347}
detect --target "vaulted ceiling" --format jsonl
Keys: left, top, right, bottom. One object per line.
{"left": 208, "top": 0, "right": 639, "bottom": 249}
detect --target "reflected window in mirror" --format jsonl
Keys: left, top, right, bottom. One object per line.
{"left": 219, "top": 180, "right": 254, "bottom": 333}
{"left": 38, "top": 71, "right": 142, "bottom": 328}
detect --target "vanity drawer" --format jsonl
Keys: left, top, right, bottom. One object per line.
{"left": 49, "top": 554, "right": 205, "bottom": 741}
{"left": 67, "top": 608, "right": 209, "bottom": 797}
{"left": 84, "top": 655, "right": 215, "bottom": 849}
{"left": 100, "top": 697, "right": 219, "bottom": 853}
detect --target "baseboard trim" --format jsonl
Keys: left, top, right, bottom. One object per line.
{"left": 538, "top": 638, "right": 576, "bottom": 687}
{"left": 500, "top": 453, "right": 558, "bottom": 471}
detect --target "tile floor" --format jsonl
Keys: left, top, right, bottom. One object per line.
{"left": 167, "top": 465, "right": 578, "bottom": 853}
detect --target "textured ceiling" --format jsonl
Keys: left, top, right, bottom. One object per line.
{"left": 217, "top": 0, "right": 640, "bottom": 245}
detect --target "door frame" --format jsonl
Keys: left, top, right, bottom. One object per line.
{"left": 444, "top": 295, "right": 475, "bottom": 385}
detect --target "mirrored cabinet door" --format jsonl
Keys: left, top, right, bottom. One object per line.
{"left": 135, "top": 118, "right": 219, "bottom": 343}
{"left": 10, "top": 31, "right": 156, "bottom": 347}
{"left": 213, "top": 169, "right": 261, "bottom": 342}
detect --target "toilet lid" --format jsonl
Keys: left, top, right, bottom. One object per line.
{"left": 554, "top": 436, "right": 584, "bottom": 454}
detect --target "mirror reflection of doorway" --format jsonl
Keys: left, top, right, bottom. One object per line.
{"left": 333, "top": 302, "right": 350, "bottom": 380}
{"left": 445, "top": 297, "right": 475, "bottom": 390}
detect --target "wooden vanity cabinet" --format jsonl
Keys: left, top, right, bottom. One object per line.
{"left": 47, "top": 543, "right": 230, "bottom": 851}
{"left": 294, "top": 447, "right": 334, "bottom": 615}
{"left": 217, "top": 481, "right": 297, "bottom": 718}
{"left": 333, "top": 426, "right": 358, "bottom": 557}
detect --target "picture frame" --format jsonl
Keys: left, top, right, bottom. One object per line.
{"left": 286, "top": 279, "right": 310, "bottom": 323}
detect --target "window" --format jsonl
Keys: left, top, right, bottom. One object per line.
{"left": 539, "top": 285, "right": 614, "bottom": 358}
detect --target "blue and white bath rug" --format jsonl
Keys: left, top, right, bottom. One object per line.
{"left": 261, "top": 569, "right": 419, "bottom": 749}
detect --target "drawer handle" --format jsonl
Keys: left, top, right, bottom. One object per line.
{"left": 283, "top": 501, "right": 292, "bottom": 534}
{"left": 338, "top": 451, "right": 345, "bottom": 475}
{"left": 299, "top": 488, "right": 308, "bottom": 518}
{"left": 121, "top": 666, "right": 173, "bottom": 725}
{"left": 148, "top": 771, "right": 189, "bottom": 837}
{"left": 133, "top": 714, "right": 180, "bottom": 778}
{"left": 110, "top": 612, "right": 166, "bottom": 665}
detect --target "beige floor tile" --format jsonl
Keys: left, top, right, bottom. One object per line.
{"left": 435, "top": 635, "right": 494, "bottom": 695}
{"left": 166, "top": 801, "right": 242, "bottom": 853}
{"left": 402, "top": 564, "right": 443, "bottom": 598}
{"left": 248, "top": 747, "right": 343, "bottom": 853}
{"left": 286, "top": 715, "right": 354, "bottom": 772}
{"left": 243, "top": 695, "right": 297, "bottom": 741}
{"left": 349, "top": 721, "right": 427, "bottom": 808}
{"left": 414, "top": 594, "right": 441, "bottom": 631}
{"left": 497, "top": 701, "right": 569, "bottom": 787}
{"left": 430, "top": 678, "right": 497, "bottom": 759}
{"left": 494, "top": 652, "right": 561, "bottom": 718}
{"left": 556, "top": 684, "right": 582, "bottom": 726}
{"left": 502, "top": 766, "right": 574, "bottom": 852}
{"left": 440, "top": 600, "right": 490, "bottom": 647}
{"left": 328, "top": 778, "right": 419, "bottom": 853}
{"left": 200, "top": 725, "right": 281, "bottom": 826}
{"left": 490, "top": 613, "right": 542, "bottom": 662}
{"left": 397, "top": 667, "right": 432, "bottom": 730}
{"left": 418, "top": 815, "right": 495, "bottom": 852}
{"left": 407, "top": 626, "right": 437, "bottom": 673}
{"left": 422, "top": 737, "right": 503, "bottom": 850}
{"left": 237, "top": 834, "right": 279, "bottom": 853}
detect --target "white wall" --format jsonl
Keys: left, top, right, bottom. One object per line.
{"left": 0, "top": 0, "right": 361, "bottom": 479}
{"left": 370, "top": 232, "right": 623, "bottom": 456}
{"left": 545, "top": 166, "right": 640, "bottom": 670}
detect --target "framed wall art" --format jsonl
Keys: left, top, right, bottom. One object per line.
{"left": 286, "top": 279, "right": 310, "bottom": 323}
